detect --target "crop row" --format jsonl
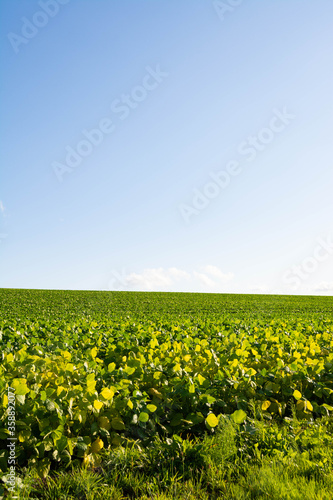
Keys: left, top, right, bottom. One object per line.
{"left": 1, "top": 314, "right": 333, "bottom": 473}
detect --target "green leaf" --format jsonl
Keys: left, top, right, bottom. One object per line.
{"left": 296, "top": 400, "right": 305, "bottom": 411}
{"left": 322, "top": 404, "right": 333, "bottom": 411}
{"left": 147, "top": 404, "right": 157, "bottom": 413}
{"left": 16, "top": 394, "right": 26, "bottom": 405}
{"left": 45, "top": 399, "right": 56, "bottom": 412}
{"left": 139, "top": 412, "right": 149, "bottom": 423}
{"left": 111, "top": 417, "right": 126, "bottom": 431}
{"left": 188, "top": 383, "right": 195, "bottom": 394}
{"left": 12, "top": 378, "right": 29, "bottom": 396}
{"left": 36, "top": 458, "right": 51, "bottom": 478}
{"left": 76, "top": 441, "right": 88, "bottom": 453}
{"left": 0, "top": 428, "right": 9, "bottom": 439}
{"left": 18, "top": 429, "right": 31, "bottom": 442}
{"left": 124, "top": 366, "right": 135, "bottom": 375}
{"left": 170, "top": 413, "right": 183, "bottom": 427}
{"left": 55, "top": 435, "right": 67, "bottom": 453}
{"left": 200, "top": 394, "right": 216, "bottom": 404}
{"left": 231, "top": 409, "right": 247, "bottom": 424}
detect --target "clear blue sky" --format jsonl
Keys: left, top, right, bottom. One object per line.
{"left": 1, "top": 0, "right": 332, "bottom": 295}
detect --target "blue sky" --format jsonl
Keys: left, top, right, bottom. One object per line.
{"left": 1, "top": 0, "right": 332, "bottom": 295}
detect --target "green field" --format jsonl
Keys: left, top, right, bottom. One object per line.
{"left": 1, "top": 289, "right": 333, "bottom": 499}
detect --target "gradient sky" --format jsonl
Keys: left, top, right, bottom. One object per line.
{"left": 1, "top": 0, "right": 332, "bottom": 294}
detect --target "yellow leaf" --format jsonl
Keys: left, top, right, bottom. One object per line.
{"left": 18, "top": 429, "right": 31, "bottom": 442}
{"left": 67, "top": 438, "right": 74, "bottom": 455}
{"left": 305, "top": 401, "right": 313, "bottom": 411}
{"left": 261, "top": 400, "right": 271, "bottom": 411}
{"left": 293, "top": 390, "right": 302, "bottom": 400}
{"left": 93, "top": 400, "right": 103, "bottom": 410}
{"left": 100, "top": 388, "right": 114, "bottom": 400}
{"left": 150, "top": 338, "right": 158, "bottom": 348}
{"left": 90, "top": 438, "right": 104, "bottom": 453}
{"left": 91, "top": 347, "right": 98, "bottom": 358}
{"left": 57, "top": 386, "right": 66, "bottom": 397}
{"left": 206, "top": 413, "right": 219, "bottom": 428}
{"left": 83, "top": 453, "right": 101, "bottom": 467}
{"left": 86, "top": 374, "right": 96, "bottom": 394}
{"left": 148, "top": 388, "right": 163, "bottom": 399}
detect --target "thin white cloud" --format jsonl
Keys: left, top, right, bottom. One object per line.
{"left": 313, "top": 281, "right": 333, "bottom": 292}
{"left": 126, "top": 268, "right": 173, "bottom": 289}
{"left": 107, "top": 268, "right": 333, "bottom": 295}
{"left": 125, "top": 267, "right": 191, "bottom": 290}
{"left": 193, "top": 271, "right": 216, "bottom": 288}
{"left": 0, "top": 201, "right": 5, "bottom": 215}
{"left": 248, "top": 285, "right": 270, "bottom": 294}
{"left": 203, "top": 265, "right": 234, "bottom": 282}
{"left": 168, "top": 267, "right": 191, "bottom": 279}
{"left": 108, "top": 265, "right": 234, "bottom": 292}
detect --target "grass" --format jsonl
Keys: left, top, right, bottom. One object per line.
{"left": 4, "top": 414, "right": 333, "bottom": 499}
